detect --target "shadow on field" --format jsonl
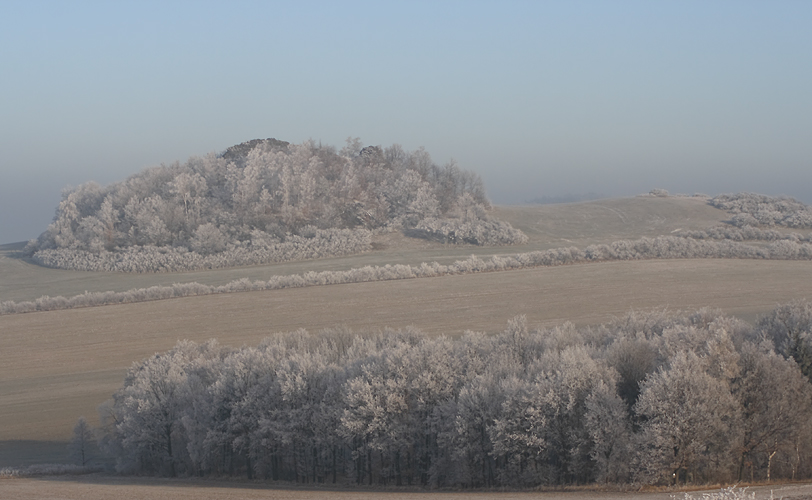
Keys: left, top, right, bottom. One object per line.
{"left": 0, "top": 242, "right": 26, "bottom": 251}
{"left": 0, "top": 440, "right": 69, "bottom": 467}
{"left": 0, "top": 241, "right": 27, "bottom": 259}
{"left": 25, "top": 474, "right": 309, "bottom": 491}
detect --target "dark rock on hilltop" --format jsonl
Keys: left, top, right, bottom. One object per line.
{"left": 220, "top": 138, "right": 290, "bottom": 166}
{"left": 358, "top": 145, "right": 384, "bottom": 164}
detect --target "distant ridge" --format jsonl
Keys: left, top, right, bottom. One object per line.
{"left": 527, "top": 192, "right": 605, "bottom": 205}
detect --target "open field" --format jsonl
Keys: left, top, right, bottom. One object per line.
{"left": 492, "top": 195, "right": 729, "bottom": 247}
{"left": 2, "top": 258, "right": 812, "bottom": 466}
{"left": 0, "top": 197, "right": 729, "bottom": 303}
{"left": 2, "top": 195, "right": 812, "bottom": 486}
{"left": 2, "top": 475, "right": 812, "bottom": 500}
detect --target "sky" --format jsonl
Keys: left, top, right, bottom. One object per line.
{"left": 1, "top": 1, "right": 811, "bottom": 244}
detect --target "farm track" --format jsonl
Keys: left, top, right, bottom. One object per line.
{"left": 2, "top": 475, "right": 812, "bottom": 500}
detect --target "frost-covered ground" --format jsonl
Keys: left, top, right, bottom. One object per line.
{"left": 0, "top": 197, "right": 729, "bottom": 303}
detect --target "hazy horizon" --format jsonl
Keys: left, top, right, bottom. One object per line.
{"left": 2, "top": 1, "right": 811, "bottom": 244}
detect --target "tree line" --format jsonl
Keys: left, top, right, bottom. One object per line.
{"left": 94, "top": 302, "right": 812, "bottom": 487}
{"left": 677, "top": 224, "right": 812, "bottom": 243}
{"left": 24, "top": 139, "right": 527, "bottom": 272}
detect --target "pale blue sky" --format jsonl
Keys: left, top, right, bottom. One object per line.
{"left": 1, "top": 1, "right": 811, "bottom": 243}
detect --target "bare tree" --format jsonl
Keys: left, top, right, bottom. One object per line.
{"left": 68, "top": 416, "right": 94, "bottom": 466}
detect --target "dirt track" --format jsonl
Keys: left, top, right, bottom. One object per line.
{"left": 2, "top": 475, "right": 812, "bottom": 500}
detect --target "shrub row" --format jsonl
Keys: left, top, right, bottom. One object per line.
{"left": 412, "top": 217, "right": 529, "bottom": 245}
{"left": 29, "top": 228, "right": 372, "bottom": 273}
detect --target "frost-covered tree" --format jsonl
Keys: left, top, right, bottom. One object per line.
{"left": 584, "top": 380, "right": 632, "bottom": 483}
{"left": 634, "top": 351, "right": 742, "bottom": 484}
{"left": 757, "top": 300, "right": 812, "bottom": 380}
{"left": 710, "top": 193, "right": 812, "bottom": 228}
{"left": 440, "top": 372, "right": 503, "bottom": 487}
{"left": 109, "top": 340, "right": 222, "bottom": 476}
{"left": 190, "top": 223, "right": 227, "bottom": 255}
{"left": 488, "top": 375, "right": 558, "bottom": 486}
{"left": 734, "top": 343, "right": 812, "bottom": 481}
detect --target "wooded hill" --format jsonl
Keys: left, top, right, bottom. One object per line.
{"left": 25, "top": 139, "right": 527, "bottom": 272}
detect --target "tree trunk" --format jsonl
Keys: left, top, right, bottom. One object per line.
{"left": 332, "top": 446, "right": 337, "bottom": 484}
{"left": 312, "top": 446, "right": 318, "bottom": 483}
{"left": 367, "top": 448, "right": 373, "bottom": 485}
{"left": 395, "top": 449, "right": 402, "bottom": 486}
{"left": 166, "top": 424, "right": 176, "bottom": 477}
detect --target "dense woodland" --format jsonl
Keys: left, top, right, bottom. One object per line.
{"left": 95, "top": 302, "right": 812, "bottom": 487}
{"left": 24, "top": 139, "right": 526, "bottom": 272}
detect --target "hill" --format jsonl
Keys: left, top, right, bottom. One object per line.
{"left": 23, "top": 139, "right": 526, "bottom": 273}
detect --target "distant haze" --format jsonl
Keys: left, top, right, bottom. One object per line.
{"left": 1, "top": 1, "right": 810, "bottom": 244}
